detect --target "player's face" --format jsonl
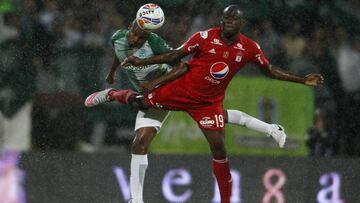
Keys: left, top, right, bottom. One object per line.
{"left": 128, "top": 23, "right": 149, "bottom": 47}
{"left": 220, "top": 8, "right": 243, "bottom": 38}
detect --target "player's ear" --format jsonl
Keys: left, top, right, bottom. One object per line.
{"left": 128, "top": 20, "right": 136, "bottom": 30}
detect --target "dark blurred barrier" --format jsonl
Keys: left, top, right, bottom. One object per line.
{"left": 31, "top": 93, "right": 84, "bottom": 150}
{"left": 16, "top": 152, "right": 360, "bottom": 203}
{"left": 26, "top": 45, "right": 137, "bottom": 150}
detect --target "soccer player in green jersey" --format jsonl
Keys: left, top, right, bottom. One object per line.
{"left": 86, "top": 20, "right": 286, "bottom": 203}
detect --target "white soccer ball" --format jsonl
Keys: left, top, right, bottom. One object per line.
{"left": 136, "top": 3, "right": 165, "bottom": 31}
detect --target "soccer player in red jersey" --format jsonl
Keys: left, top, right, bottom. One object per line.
{"left": 90, "top": 5, "right": 324, "bottom": 203}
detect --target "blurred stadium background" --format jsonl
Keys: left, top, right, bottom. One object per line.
{"left": 0, "top": 0, "right": 360, "bottom": 202}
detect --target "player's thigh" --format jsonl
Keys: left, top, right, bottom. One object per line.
{"left": 202, "top": 129, "right": 226, "bottom": 149}
{"left": 134, "top": 108, "right": 170, "bottom": 132}
{"left": 187, "top": 104, "right": 227, "bottom": 158}
{"left": 145, "top": 79, "right": 203, "bottom": 110}
{"left": 187, "top": 104, "right": 225, "bottom": 130}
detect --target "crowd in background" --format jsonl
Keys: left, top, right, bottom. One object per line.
{"left": 0, "top": 0, "right": 360, "bottom": 156}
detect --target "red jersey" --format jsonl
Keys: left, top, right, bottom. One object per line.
{"left": 144, "top": 28, "right": 270, "bottom": 129}
{"left": 178, "top": 27, "right": 270, "bottom": 103}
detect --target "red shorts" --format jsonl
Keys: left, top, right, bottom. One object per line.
{"left": 144, "top": 82, "right": 225, "bottom": 130}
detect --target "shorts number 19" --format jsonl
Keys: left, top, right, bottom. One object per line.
{"left": 214, "top": 114, "right": 224, "bottom": 128}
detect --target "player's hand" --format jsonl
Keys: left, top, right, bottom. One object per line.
{"left": 106, "top": 72, "right": 116, "bottom": 84}
{"left": 304, "top": 73, "right": 324, "bottom": 87}
{"left": 121, "top": 56, "right": 142, "bottom": 67}
{"left": 140, "top": 82, "right": 156, "bottom": 93}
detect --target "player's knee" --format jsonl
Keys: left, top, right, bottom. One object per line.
{"left": 131, "top": 129, "right": 156, "bottom": 154}
{"left": 131, "top": 136, "right": 149, "bottom": 153}
{"left": 131, "top": 140, "right": 147, "bottom": 154}
{"left": 212, "top": 149, "right": 227, "bottom": 159}
{"left": 210, "top": 141, "right": 227, "bottom": 158}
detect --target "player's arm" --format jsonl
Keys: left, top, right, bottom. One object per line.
{"left": 107, "top": 29, "right": 126, "bottom": 84}
{"left": 122, "top": 48, "right": 188, "bottom": 67}
{"left": 122, "top": 31, "right": 202, "bottom": 67}
{"left": 105, "top": 53, "right": 121, "bottom": 84}
{"left": 140, "top": 62, "right": 189, "bottom": 93}
{"left": 266, "top": 64, "right": 324, "bottom": 87}
{"left": 252, "top": 42, "right": 324, "bottom": 87}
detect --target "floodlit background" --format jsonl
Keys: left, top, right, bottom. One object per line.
{"left": 0, "top": 0, "right": 360, "bottom": 202}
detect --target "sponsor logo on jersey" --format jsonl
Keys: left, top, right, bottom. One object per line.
{"left": 125, "top": 65, "right": 152, "bottom": 71}
{"left": 204, "top": 76, "right": 220, "bottom": 84}
{"left": 200, "top": 31, "right": 208, "bottom": 39}
{"left": 138, "top": 49, "right": 146, "bottom": 57}
{"left": 208, "top": 48, "right": 216, "bottom": 54}
{"left": 210, "top": 62, "right": 229, "bottom": 79}
{"left": 199, "top": 117, "right": 215, "bottom": 127}
{"left": 234, "top": 43, "right": 245, "bottom": 50}
{"left": 211, "top": 38, "right": 223, "bottom": 45}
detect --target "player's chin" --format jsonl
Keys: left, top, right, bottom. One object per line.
{"left": 222, "top": 27, "right": 237, "bottom": 36}
{"left": 223, "top": 30, "right": 237, "bottom": 38}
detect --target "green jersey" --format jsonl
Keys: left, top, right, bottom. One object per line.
{"left": 111, "top": 29, "right": 172, "bottom": 91}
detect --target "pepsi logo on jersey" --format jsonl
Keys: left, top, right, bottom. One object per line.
{"left": 210, "top": 62, "right": 229, "bottom": 79}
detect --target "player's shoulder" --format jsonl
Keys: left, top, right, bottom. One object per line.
{"left": 148, "top": 32, "right": 170, "bottom": 48}
{"left": 196, "top": 27, "right": 220, "bottom": 40}
{"left": 111, "top": 29, "right": 128, "bottom": 41}
{"left": 240, "top": 33, "right": 262, "bottom": 50}
{"left": 148, "top": 32, "right": 172, "bottom": 54}
{"left": 148, "top": 32, "right": 167, "bottom": 43}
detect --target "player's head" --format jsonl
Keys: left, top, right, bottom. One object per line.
{"left": 220, "top": 5, "right": 244, "bottom": 38}
{"left": 128, "top": 20, "right": 150, "bottom": 47}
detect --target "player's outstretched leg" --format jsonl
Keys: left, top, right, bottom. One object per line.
{"left": 108, "top": 89, "right": 147, "bottom": 110}
{"left": 226, "top": 110, "right": 287, "bottom": 148}
{"left": 84, "top": 88, "right": 139, "bottom": 107}
{"left": 267, "top": 124, "right": 286, "bottom": 148}
{"left": 109, "top": 89, "right": 139, "bottom": 104}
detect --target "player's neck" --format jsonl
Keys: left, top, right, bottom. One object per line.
{"left": 220, "top": 33, "right": 239, "bottom": 45}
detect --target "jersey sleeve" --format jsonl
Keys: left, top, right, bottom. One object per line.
{"left": 111, "top": 29, "right": 127, "bottom": 46}
{"left": 148, "top": 33, "right": 173, "bottom": 55}
{"left": 251, "top": 41, "right": 270, "bottom": 69}
{"left": 180, "top": 31, "right": 203, "bottom": 54}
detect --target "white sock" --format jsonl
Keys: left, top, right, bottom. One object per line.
{"left": 226, "top": 109, "right": 272, "bottom": 134}
{"left": 130, "top": 154, "right": 148, "bottom": 202}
